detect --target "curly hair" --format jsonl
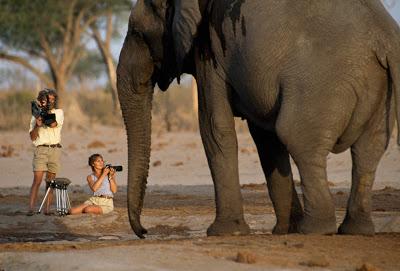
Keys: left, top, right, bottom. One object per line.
{"left": 37, "top": 89, "right": 48, "bottom": 102}
{"left": 37, "top": 88, "right": 58, "bottom": 108}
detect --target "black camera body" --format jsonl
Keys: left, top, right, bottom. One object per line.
{"left": 105, "top": 164, "right": 123, "bottom": 172}
{"left": 31, "top": 100, "right": 56, "bottom": 126}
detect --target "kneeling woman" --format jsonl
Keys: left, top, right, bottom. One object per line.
{"left": 70, "top": 153, "right": 117, "bottom": 214}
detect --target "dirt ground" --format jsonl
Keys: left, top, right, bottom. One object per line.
{"left": 0, "top": 126, "right": 399, "bottom": 270}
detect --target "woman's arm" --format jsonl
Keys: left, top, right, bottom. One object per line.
{"left": 86, "top": 170, "right": 109, "bottom": 192}
{"left": 108, "top": 169, "right": 117, "bottom": 193}
{"left": 109, "top": 176, "right": 117, "bottom": 193}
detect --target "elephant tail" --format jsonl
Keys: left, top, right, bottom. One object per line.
{"left": 387, "top": 56, "right": 400, "bottom": 146}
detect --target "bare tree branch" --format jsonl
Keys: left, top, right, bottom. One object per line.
{"left": 38, "top": 31, "right": 59, "bottom": 74}
{"left": 0, "top": 52, "right": 53, "bottom": 87}
{"left": 91, "top": 17, "right": 119, "bottom": 113}
{"left": 105, "top": 10, "right": 113, "bottom": 50}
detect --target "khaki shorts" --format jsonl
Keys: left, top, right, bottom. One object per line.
{"left": 84, "top": 196, "right": 114, "bottom": 214}
{"left": 32, "top": 146, "right": 61, "bottom": 173}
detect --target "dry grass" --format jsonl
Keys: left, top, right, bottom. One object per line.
{"left": 0, "top": 83, "right": 250, "bottom": 133}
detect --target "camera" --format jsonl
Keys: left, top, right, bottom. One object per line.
{"left": 31, "top": 100, "right": 56, "bottom": 126}
{"left": 105, "top": 164, "right": 123, "bottom": 172}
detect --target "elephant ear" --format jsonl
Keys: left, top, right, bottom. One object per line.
{"left": 172, "top": 0, "right": 201, "bottom": 80}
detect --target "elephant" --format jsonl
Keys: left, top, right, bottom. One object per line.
{"left": 116, "top": 0, "right": 400, "bottom": 239}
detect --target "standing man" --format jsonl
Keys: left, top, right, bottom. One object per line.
{"left": 27, "top": 89, "right": 64, "bottom": 215}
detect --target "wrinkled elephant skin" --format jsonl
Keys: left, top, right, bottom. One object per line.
{"left": 117, "top": 0, "right": 400, "bottom": 238}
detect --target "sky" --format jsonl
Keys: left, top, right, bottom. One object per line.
{"left": 385, "top": 0, "right": 400, "bottom": 22}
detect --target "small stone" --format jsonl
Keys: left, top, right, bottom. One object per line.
{"left": 87, "top": 140, "right": 106, "bottom": 148}
{"left": 292, "top": 243, "right": 304, "bottom": 248}
{"left": 235, "top": 251, "right": 257, "bottom": 264}
{"left": 356, "top": 263, "right": 382, "bottom": 271}
{"left": 152, "top": 160, "right": 162, "bottom": 167}
{"left": 299, "top": 256, "right": 329, "bottom": 267}
{"left": 98, "top": 235, "right": 120, "bottom": 240}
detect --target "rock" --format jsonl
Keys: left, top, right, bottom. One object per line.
{"left": 235, "top": 251, "right": 257, "bottom": 264}
{"left": 87, "top": 140, "right": 106, "bottom": 148}
{"left": 299, "top": 256, "right": 329, "bottom": 267}
{"left": 356, "top": 263, "right": 381, "bottom": 271}
{"left": 98, "top": 235, "right": 120, "bottom": 240}
{"left": 152, "top": 160, "right": 162, "bottom": 167}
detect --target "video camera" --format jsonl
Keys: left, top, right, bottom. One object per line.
{"left": 105, "top": 164, "right": 123, "bottom": 172}
{"left": 31, "top": 100, "right": 56, "bottom": 126}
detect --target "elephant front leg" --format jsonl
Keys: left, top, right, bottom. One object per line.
{"left": 196, "top": 75, "right": 249, "bottom": 237}
{"left": 248, "top": 122, "right": 303, "bottom": 234}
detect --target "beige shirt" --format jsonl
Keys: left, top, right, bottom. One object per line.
{"left": 29, "top": 109, "right": 64, "bottom": 147}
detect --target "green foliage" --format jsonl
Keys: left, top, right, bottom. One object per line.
{"left": 0, "top": 0, "right": 65, "bottom": 50}
{"left": 0, "top": 0, "right": 131, "bottom": 51}
{"left": 73, "top": 51, "right": 105, "bottom": 80}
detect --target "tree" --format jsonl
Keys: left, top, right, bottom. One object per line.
{"left": 72, "top": 51, "right": 105, "bottom": 85}
{"left": 0, "top": 0, "right": 130, "bottom": 106}
{"left": 90, "top": 9, "right": 130, "bottom": 113}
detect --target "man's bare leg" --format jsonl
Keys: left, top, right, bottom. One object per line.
{"left": 28, "top": 171, "right": 45, "bottom": 214}
{"left": 45, "top": 172, "right": 56, "bottom": 214}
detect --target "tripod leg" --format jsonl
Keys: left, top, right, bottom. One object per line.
{"left": 58, "top": 189, "right": 62, "bottom": 214}
{"left": 62, "top": 189, "right": 67, "bottom": 215}
{"left": 56, "top": 188, "right": 60, "bottom": 214}
{"left": 38, "top": 187, "right": 52, "bottom": 213}
{"left": 61, "top": 189, "right": 64, "bottom": 215}
{"left": 66, "top": 190, "right": 71, "bottom": 210}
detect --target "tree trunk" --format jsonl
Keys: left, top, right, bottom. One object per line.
{"left": 54, "top": 75, "right": 66, "bottom": 108}
{"left": 91, "top": 14, "right": 119, "bottom": 114}
{"left": 104, "top": 53, "right": 119, "bottom": 114}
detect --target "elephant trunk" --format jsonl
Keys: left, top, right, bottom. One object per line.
{"left": 118, "top": 79, "right": 153, "bottom": 239}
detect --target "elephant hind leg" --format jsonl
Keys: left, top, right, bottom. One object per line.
{"left": 279, "top": 129, "right": 337, "bottom": 234}
{"left": 339, "top": 113, "right": 393, "bottom": 235}
{"left": 248, "top": 122, "right": 303, "bottom": 234}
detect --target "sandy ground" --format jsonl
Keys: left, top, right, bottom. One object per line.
{"left": 0, "top": 125, "right": 399, "bottom": 270}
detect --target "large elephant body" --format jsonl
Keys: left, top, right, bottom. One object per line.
{"left": 117, "top": 0, "right": 400, "bottom": 238}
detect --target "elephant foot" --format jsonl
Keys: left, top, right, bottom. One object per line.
{"left": 298, "top": 215, "right": 337, "bottom": 234}
{"left": 272, "top": 223, "right": 290, "bottom": 234}
{"left": 338, "top": 216, "right": 375, "bottom": 236}
{"left": 272, "top": 214, "right": 303, "bottom": 234}
{"left": 207, "top": 218, "right": 250, "bottom": 236}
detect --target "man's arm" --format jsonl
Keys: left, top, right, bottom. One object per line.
{"left": 30, "top": 117, "right": 43, "bottom": 141}
{"left": 48, "top": 120, "right": 58, "bottom": 128}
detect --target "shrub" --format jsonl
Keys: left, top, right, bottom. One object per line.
{"left": 0, "top": 90, "right": 35, "bottom": 130}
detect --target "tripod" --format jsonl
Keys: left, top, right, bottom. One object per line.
{"left": 38, "top": 178, "right": 71, "bottom": 216}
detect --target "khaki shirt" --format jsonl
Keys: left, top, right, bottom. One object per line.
{"left": 29, "top": 109, "right": 64, "bottom": 147}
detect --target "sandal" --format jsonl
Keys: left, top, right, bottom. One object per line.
{"left": 26, "top": 210, "right": 36, "bottom": 216}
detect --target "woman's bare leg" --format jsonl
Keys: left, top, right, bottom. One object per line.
{"left": 70, "top": 204, "right": 90, "bottom": 215}
{"left": 83, "top": 205, "right": 103, "bottom": 214}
